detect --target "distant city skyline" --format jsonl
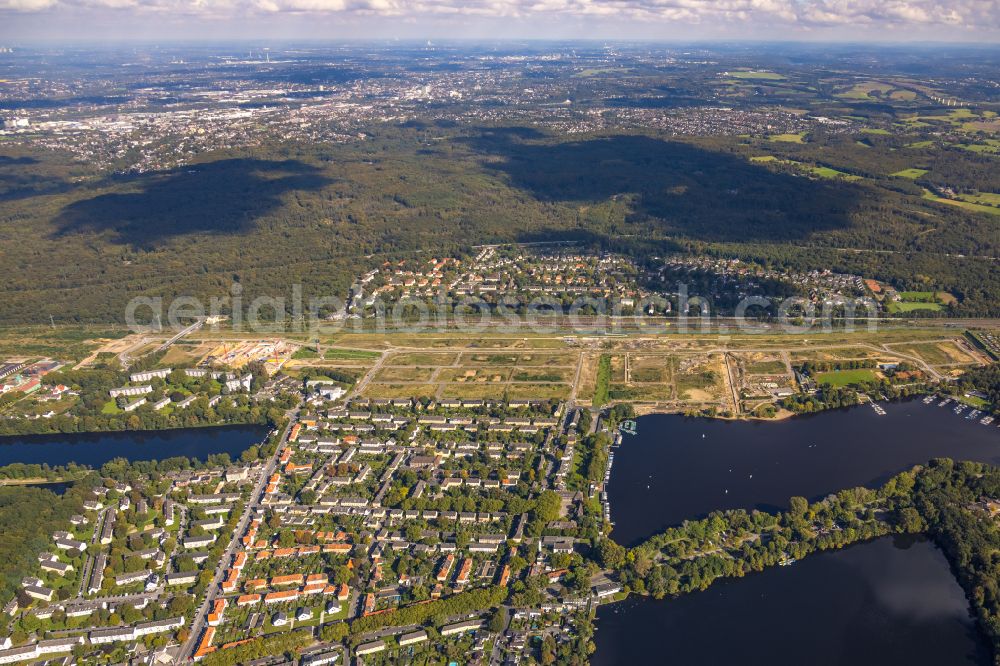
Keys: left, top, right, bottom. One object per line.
{"left": 1, "top": 0, "right": 999, "bottom": 43}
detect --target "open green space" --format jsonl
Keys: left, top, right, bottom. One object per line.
{"left": 891, "top": 168, "right": 928, "bottom": 179}
{"left": 887, "top": 301, "right": 945, "bottom": 313}
{"left": 922, "top": 190, "right": 1000, "bottom": 217}
{"left": 593, "top": 354, "right": 611, "bottom": 407}
{"left": 814, "top": 369, "right": 878, "bottom": 387}
{"left": 769, "top": 133, "right": 805, "bottom": 143}
{"left": 729, "top": 71, "right": 786, "bottom": 80}
{"left": 324, "top": 348, "right": 382, "bottom": 361}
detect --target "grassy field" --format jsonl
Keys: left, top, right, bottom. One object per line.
{"left": 898, "top": 291, "right": 938, "bottom": 302}
{"left": 362, "top": 383, "right": 437, "bottom": 399}
{"left": 324, "top": 348, "right": 382, "bottom": 360}
{"left": 291, "top": 347, "right": 320, "bottom": 360}
{"left": 593, "top": 354, "right": 611, "bottom": 407}
{"left": 373, "top": 366, "right": 437, "bottom": 382}
{"left": 386, "top": 351, "right": 459, "bottom": 366}
{"left": 886, "top": 291, "right": 956, "bottom": 314}
{"left": 887, "top": 301, "right": 944, "bottom": 313}
{"left": 160, "top": 343, "right": 208, "bottom": 366}
{"left": 814, "top": 369, "right": 878, "bottom": 387}
{"left": 955, "top": 191, "right": 1000, "bottom": 207}
{"left": 745, "top": 359, "right": 788, "bottom": 374}
{"left": 357, "top": 344, "right": 579, "bottom": 402}
{"left": 0, "top": 325, "right": 130, "bottom": 360}
{"left": 836, "top": 81, "right": 896, "bottom": 99}
{"left": 751, "top": 155, "right": 859, "bottom": 181}
{"left": 808, "top": 165, "right": 861, "bottom": 181}
{"left": 769, "top": 133, "right": 805, "bottom": 143}
{"left": 889, "top": 341, "right": 976, "bottom": 366}
{"left": 922, "top": 189, "right": 1000, "bottom": 217}
{"left": 729, "top": 71, "right": 786, "bottom": 80}
{"left": 890, "top": 168, "right": 928, "bottom": 179}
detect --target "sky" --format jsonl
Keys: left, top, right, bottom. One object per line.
{"left": 1, "top": 0, "right": 999, "bottom": 42}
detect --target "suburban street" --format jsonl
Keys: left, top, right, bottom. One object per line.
{"left": 176, "top": 403, "right": 302, "bottom": 661}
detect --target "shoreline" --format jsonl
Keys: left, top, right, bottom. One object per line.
{"left": 0, "top": 420, "right": 272, "bottom": 444}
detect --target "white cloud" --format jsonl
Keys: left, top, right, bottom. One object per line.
{"left": 0, "top": 0, "right": 58, "bottom": 9}
{"left": 1, "top": 0, "right": 998, "bottom": 32}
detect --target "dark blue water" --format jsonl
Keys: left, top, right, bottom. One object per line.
{"left": 592, "top": 535, "right": 990, "bottom": 666}
{"left": 608, "top": 399, "right": 1000, "bottom": 547}
{"left": 24, "top": 480, "right": 73, "bottom": 495}
{"left": 0, "top": 425, "right": 269, "bottom": 467}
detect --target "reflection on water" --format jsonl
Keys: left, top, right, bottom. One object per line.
{"left": 592, "top": 535, "right": 990, "bottom": 666}
{"left": 608, "top": 399, "right": 999, "bottom": 546}
{"left": 0, "top": 425, "right": 270, "bottom": 467}
{"left": 22, "top": 480, "right": 72, "bottom": 495}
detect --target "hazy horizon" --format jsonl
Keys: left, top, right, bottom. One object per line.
{"left": 1, "top": 1, "right": 999, "bottom": 44}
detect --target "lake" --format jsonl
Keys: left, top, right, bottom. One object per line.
{"left": 608, "top": 399, "right": 1000, "bottom": 547}
{"left": 592, "top": 535, "right": 990, "bottom": 666}
{"left": 0, "top": 425, "right": 270, "bottom": 468}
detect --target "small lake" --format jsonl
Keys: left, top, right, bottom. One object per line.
{"left": 24, "top": 480, "right": 73, "bottom": 495}
{"left": 609, "top": 399, "right": 1000, "bottom": 547}
{"left": 0, "top": 425, "right": 270, "bottom": 468}
{"left": 592, "top": 535, "right": 990, "bottom": 666}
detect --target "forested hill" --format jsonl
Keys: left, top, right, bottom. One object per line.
{"left": 1, "top": 123, "right": 999, "bottom": 323}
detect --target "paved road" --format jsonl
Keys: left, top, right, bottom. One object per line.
{"left": 348, "top": 351, "right": 389, "bottom": 399}
{"left": 178, "top": 403, "right": 302, "bottom": 661}
{"left": 156, "top": 318, "right": 205, "bottom": 353}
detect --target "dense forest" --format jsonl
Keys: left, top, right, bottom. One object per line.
{"left": 2, "top": 121, "right": 1000, "bottom": 324}
{"left": 0, "top": 482, "right": 91, "bottom": 606}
